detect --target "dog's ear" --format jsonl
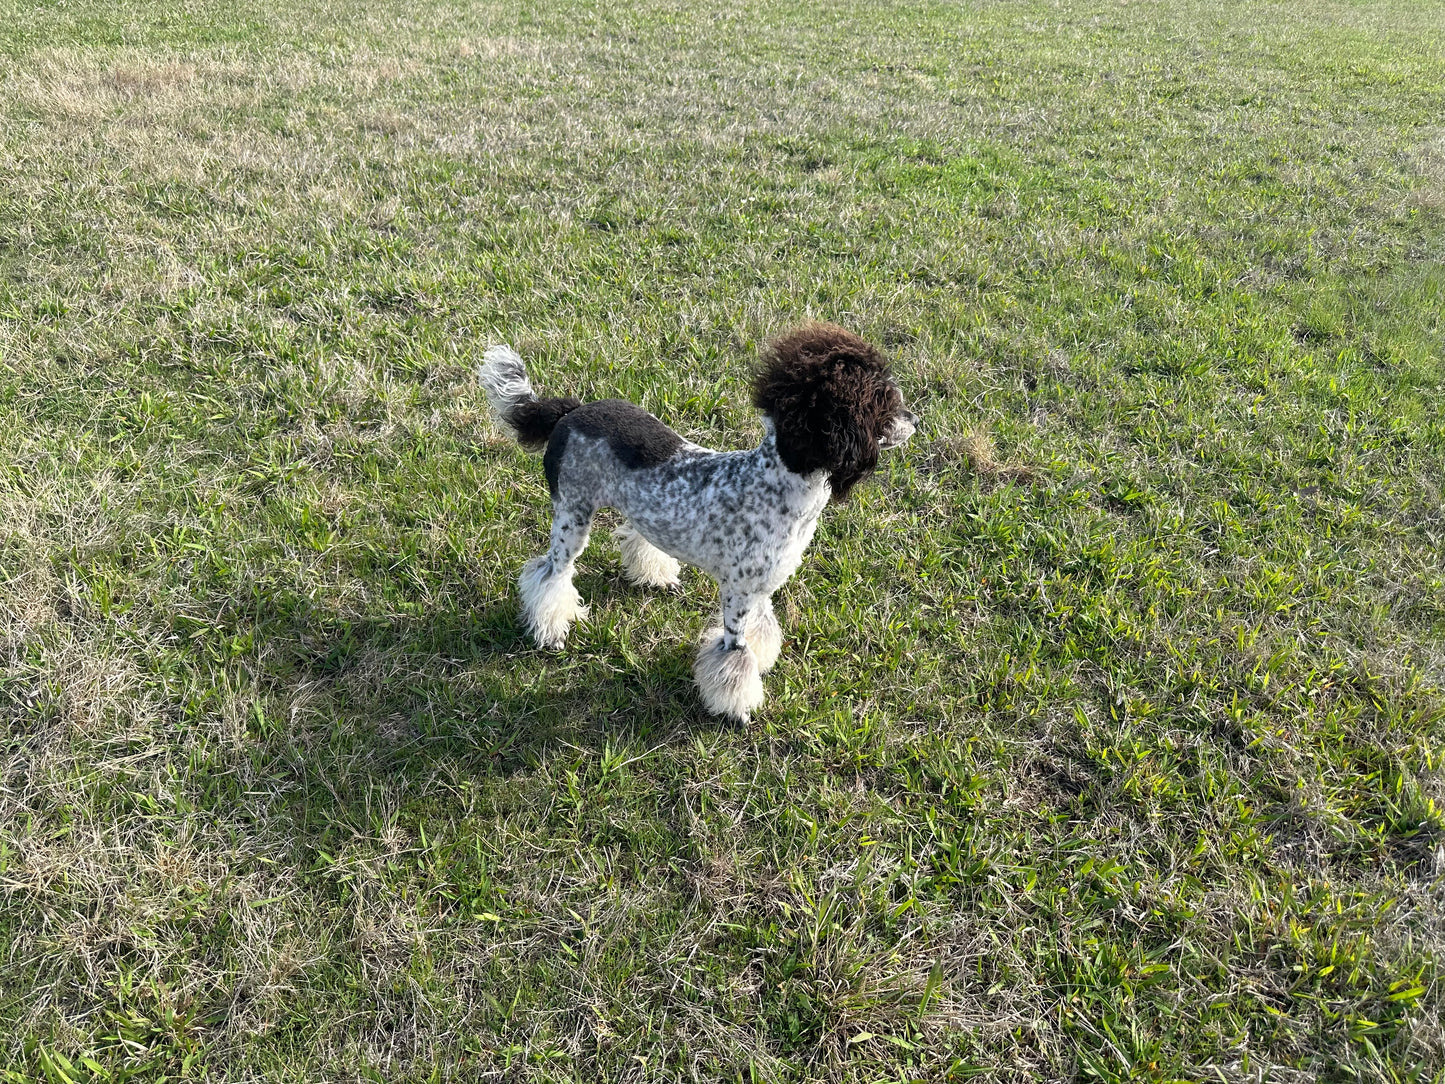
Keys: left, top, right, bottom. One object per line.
{"left": 753, "top": 323, "right": 901, "bottom": 502}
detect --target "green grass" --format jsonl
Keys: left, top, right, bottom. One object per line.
{"left": 2, "top": 0, "right": 1444, "bottom": 1079}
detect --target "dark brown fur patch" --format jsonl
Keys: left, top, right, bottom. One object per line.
{"left": 543, "top": 399, "right": 685, "bottom": 496}
{"left": 752, "top": 323, "right": 902, "bottom": 501}
{"left": 509, "top": 396, "right": 583, "bottom": 450}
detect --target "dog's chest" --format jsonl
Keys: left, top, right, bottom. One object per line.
{"left": 766, "top": 509, "right": 822, "bottom": 590}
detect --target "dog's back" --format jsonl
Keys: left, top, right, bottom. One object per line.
{"left": 541, "top": 399, "right": 687, "bottom": 496}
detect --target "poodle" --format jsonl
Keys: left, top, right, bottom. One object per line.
{"left": 478, "top": 323, "right": 917, "bottom": 722}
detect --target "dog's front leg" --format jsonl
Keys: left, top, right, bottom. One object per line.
{"left": 694, "top": 589, "right": 770, "bottom": 722}
{"left": 746, "top": 597, "right": 782, "bottom": 674}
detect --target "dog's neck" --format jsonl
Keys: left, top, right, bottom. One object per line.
{"left": 753, "top": 419, "right": 832, "bottom": 504}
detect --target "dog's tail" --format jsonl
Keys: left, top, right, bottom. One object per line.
{"left": 479, "top": 345, "right": 582, "bottom": 451}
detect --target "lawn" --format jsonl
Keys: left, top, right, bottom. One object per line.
{"left": 2, "top": 0, "right": 1444, "bottom": 1079}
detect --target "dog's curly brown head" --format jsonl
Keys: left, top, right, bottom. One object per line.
{"left": 753, "top": 323, "right": 917, "bottom": 501}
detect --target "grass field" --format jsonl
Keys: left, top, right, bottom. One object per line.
{"left": 2, "top": 0, "right": 1444, "bottom": 1079}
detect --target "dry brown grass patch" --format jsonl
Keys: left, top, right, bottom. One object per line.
{"left": 930, "top": 431, "right": 1042, "bottom": 487}
{"left": 1409, "top": 128, "right": 1445, "bottom": 212}
{"left": 13, "top": 53, "right": 207, "bottom": 120}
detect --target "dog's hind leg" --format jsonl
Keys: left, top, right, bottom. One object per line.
{"left": 615, "top": 522, "right": 681, "bottom": 589}
{"left": 695, "top": 589, "right": 768, "bottom": 722}
{"left": 519, "top": 500, "right": 594, "bottom": 649}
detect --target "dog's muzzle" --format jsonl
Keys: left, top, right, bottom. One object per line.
{"left": 880, "top": 410, "right": 918, "bottom": 449}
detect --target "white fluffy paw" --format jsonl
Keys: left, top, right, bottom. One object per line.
{"left": 518, "top": 556, "right": 588, "bottom": 649}
{"left": 748, "top": 607, "right": 783, "bottom": 674}
{"left": 694, "top": 628, "right": 765, "bottom": 722}
{"left": 615, "top": 523, "right": 682, "bottom": 589}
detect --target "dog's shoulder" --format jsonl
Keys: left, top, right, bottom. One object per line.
{"left": 553, "top": 398, "right": 686, "bottom": 470}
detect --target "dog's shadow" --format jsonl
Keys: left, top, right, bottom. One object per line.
{"left": 228, "top": 567, "right": 728, "bottom": 826}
